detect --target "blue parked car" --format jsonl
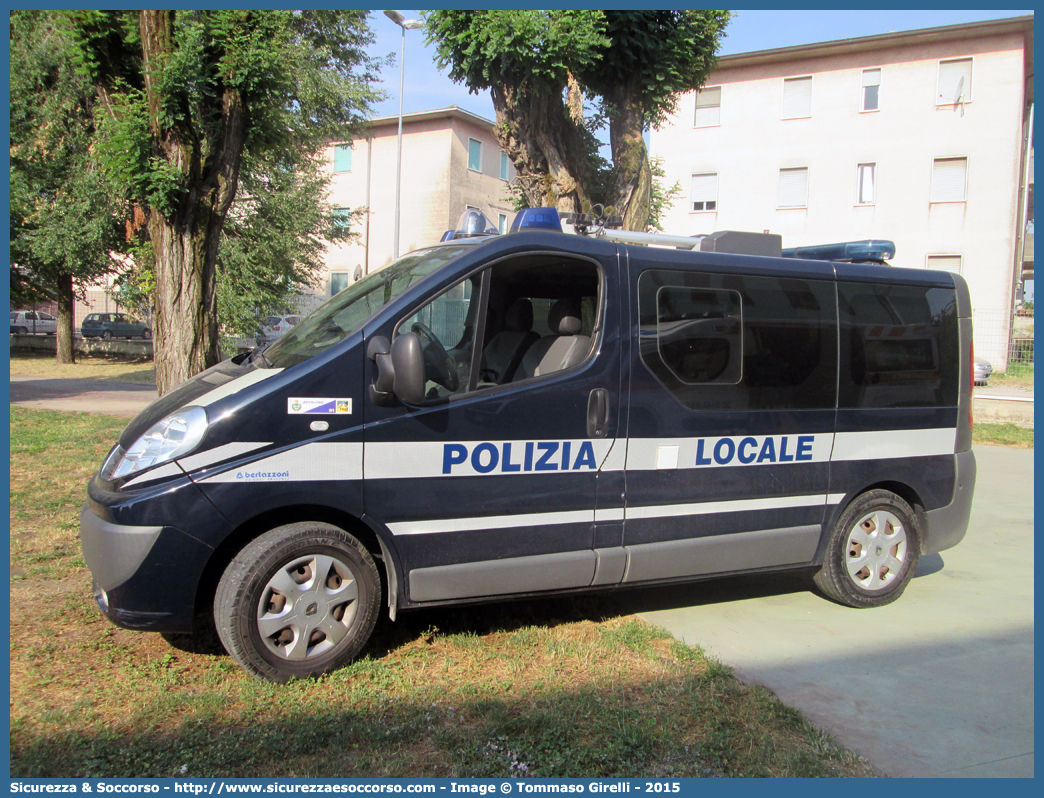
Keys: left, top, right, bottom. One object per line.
{"left": 81, "top": 312, "right": 151, "bottom": 340}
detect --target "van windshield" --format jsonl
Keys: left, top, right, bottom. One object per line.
{"left": 262, "top": 244, "right": 473, "bottom": 368}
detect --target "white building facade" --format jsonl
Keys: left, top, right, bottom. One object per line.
{"left": 320, "top": 106, "right": 516, "bottom": 296}
{"left": 650, "top": 16, "right": 1034, "bottom": 369}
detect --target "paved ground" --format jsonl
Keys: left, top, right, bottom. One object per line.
{"left": 620, "top": 444, "right": 1034, "bottom": 777}
{"left": 9, "top": 376, "right": 1035, "bottom": 776}
{"left": 9, "top": 375, "right": 157, "bottom": 417}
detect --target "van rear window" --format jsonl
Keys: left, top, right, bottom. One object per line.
{"left": 837, "top": 282, "right": 959, "bottom": 408}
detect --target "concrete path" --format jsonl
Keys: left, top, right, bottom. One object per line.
{"left": 621, "top": 444, "right": 1034, "bottom": 777}
{"left": 9, "top": 375, "right": 157, "bottom": 417}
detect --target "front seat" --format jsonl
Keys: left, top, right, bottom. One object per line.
{"left": 514, "top": 298, "right": 592, "bottom": 381}
{"left": 480, "top": 298, "right": 539, "bottom": 384}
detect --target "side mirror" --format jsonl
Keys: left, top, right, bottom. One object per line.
{"left": 367, "top": 336, "right": 395, "bottom": 407}
{"left": 390, "top": 332, "right": 426, "bottom": 405}
{"left": 367, "top": 333, "right": 426, "bottom": 407}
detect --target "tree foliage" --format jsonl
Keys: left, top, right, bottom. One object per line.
{"left": 426, "top": 10, "right": 729, "bottom": 231}
{"left": 67, "top": 10, "right": 382, "bottom": 394}
{"left": 10, "top": 11, "right": 129, "bottom": 363}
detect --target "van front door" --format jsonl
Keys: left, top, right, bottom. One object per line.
{"left": 363, "top": 245, "right": 624, "bottom": 605}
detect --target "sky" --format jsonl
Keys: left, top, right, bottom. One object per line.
{"left": 366, "top": 9, "right": 1033, "bottom": 121}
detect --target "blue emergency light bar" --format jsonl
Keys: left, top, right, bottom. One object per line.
{"left": 781, "top": 240, "right": 896, "bottom": 264}
{"left": 509, "top": 207, "right": 563, "bottom": 233}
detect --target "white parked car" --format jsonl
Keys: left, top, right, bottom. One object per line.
{"left": 257, "top": 314, "right": 301, "bottom": 344}
{"left": 10, "top": 310, "right": 57, "bottom": 335}
{"left": 974, "top": 357, "right": 993, "bottom": 386}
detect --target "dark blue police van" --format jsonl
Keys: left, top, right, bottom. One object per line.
{"left": 80, "top": 208, "right": 977, "bottom": 682}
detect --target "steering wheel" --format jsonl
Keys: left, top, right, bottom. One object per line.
{"left": 412, "top": 322, "right": 459, "bottom": 392}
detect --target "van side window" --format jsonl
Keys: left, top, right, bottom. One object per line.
{"left": 397, "top": 254, "right": 601, "bottom": 402}
{"left": 639, "top": 269, "right": 837, "bottom": 411}
{"left": 838, "top": 282, "right": 959, "bottom": 408}
{"left": 656, "top": 286, "right": 742, "bottom": 384}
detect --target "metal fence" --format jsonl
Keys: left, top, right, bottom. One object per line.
{"left": 972, "top": 308, "right": 1033, "bottom": 374}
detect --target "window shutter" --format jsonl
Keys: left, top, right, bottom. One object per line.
{"left": 695, "top": 87, "right": 721, "bottom": 126}
{"left": 468, "top": 139, "right": 482, "bottom": 171}
{"left": 861, "top": 68, "right": 881, "bottom": 88}
{"left": 782, "top": 76, "right": 813, "bottom": 118}
{"left": 937, "top": 58, "right": 972, "bottom": 104}
{"left": 778, "top": 168, "right": 808, "bottom": 208}
{"left": 690, "top": 173, "right": 718, "bottom": 210}
{"left": 334, "top": 144, "right": 352, "bottom": 172}
{"left": 931, "top": 158, "right": 967, "bottom": 202}
{"left": 927, "top": 255, "right": 962, "bottom": 274}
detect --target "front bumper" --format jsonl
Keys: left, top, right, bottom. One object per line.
{"left": 79, "top": 503, "right": 215, "bottom": 632}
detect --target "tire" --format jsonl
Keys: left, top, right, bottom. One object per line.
{"left": 101, "top": 330, "right": 113, "bottom": 340}
{"left": 16, "top": 326, "right": 28, "bottom": 334}
{"left": 214, "top": 522, "right": 380, "bottom": 682}
{"left": 142, "top": 328, "right": 152, "bottom": 340}
{"left": 814, "top": 490, "right": 920, "bottom": 608}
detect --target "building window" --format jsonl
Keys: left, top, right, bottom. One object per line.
{"left": 778, "top": 167, "right": 809, "bottom": 208}
{"left": 937, "top": 58, "right": 972, "bottom": 105}
{"left": 332, "top": 207, "right": 351, "bottom": 232}
{"left": 857, "top": 163, "right": 876, "bottom": 204}
{"left": 927, "top": 255, "right": 963, "bottom": 274}
{"left": 782, "top": 76, "right": 813, "bottom": 119}
{"left": 468, "top": 138, "right": 482, "bottom": 172}
{"left": 500, "top": 152, "right": 509, "bottom": 180}
{"left": 333, "top": 144, "right": 352, "bottom": 173}
{"left": 931, "top": 157, "right": 968, "bottom": 202}
{"left": 330, "top": 272, "right": 350, "bottom": 295}
{"left": 694, "top": 86, "right": 721, "bottom": 127}
{"left": 690, "top": 172, "right": 718, "bottom": 211}
{"left": 861, "top": 69, "right": 881, "bottom": 111}
{"left": 498, "top": 213, "right": 507, "bottom": 234}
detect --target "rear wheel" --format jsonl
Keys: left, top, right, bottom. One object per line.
{"left": 142, "top": 328, "right": 152, "bottom": 340}
{"left": 101, "top": 330, "right": 113, "bottom": 340}
{"left": 814, "top": 490, "right": 920, "bottom": 608}
{"left": 214, "top": 522, "right": 380, "bottom": 682}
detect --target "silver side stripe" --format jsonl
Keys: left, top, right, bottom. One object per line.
{"left": 122, "top": 461, "right": 184, "bottom": 489}
{"left": 194, "top": 368, "right": 283, "bottom": 408}
{"left": 198, "top": 442, "right": 362, "bottom": 483}
{"left": 178, "top": 441, "right": 271, "bottom": 473}
{"left": 831, "top": 428, "right": 956, "bottom": 461}
{"left": 389, "top": 509, "right": 594, "bottom": 536}
{"left": 624, "top": 493, "right": 845, "bottom": 521}
{"left": 594, "top": 507, "right": 625, "bottom": 522}
{"left": 387, "top": 493, "right": 846, "bottom": 536}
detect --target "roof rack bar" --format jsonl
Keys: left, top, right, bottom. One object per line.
{"left": 591, "top": 227, "right": 705, "bottom": 250}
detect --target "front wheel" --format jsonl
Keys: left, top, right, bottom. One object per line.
{"left": 101, "top": 330, "right": 113, "bottom": 340}
{"left": 214, "top": 522, "right": 381, "bottom": 682}
{"left": 141, "top": 328, "right": 152, "bottom": 340}
{"left": 814, "top": 490, "right": 920, "bottom": 608}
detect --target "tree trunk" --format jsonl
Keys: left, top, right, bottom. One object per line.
{"left": 55, "top": 273, "right": 76, "bottom": 365}
{"left": 608, "top": 94, "right": 652, "bottom": 231}
{"left": 140, "top": 11, "right": 246, "bottom": 395}
{"left": 150, "top": 214, "right": 220, "bottom": 394}
{"left": 491, "top": 82, "right": 592, "bottom": 214}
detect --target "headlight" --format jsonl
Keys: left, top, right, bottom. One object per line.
{"left": 100, "top": 406, "right": 208, "bottom": 481}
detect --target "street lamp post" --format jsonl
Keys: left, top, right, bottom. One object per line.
{"left": 384, "top": 10, "right": 424, "bottom": 261}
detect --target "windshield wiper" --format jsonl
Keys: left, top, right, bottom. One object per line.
{"left": 251, "top": 341, "right": 273, "bottom": 368}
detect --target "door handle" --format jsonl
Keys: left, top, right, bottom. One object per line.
{"left": 587, "top": 388, "right": 609, "bottom": 439}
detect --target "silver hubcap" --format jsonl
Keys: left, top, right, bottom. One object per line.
{"left": 256, "top": 554, "right": 359, "bottom": 660}
{"left": 845, "top": 509, "right": 907, "bottom": 592}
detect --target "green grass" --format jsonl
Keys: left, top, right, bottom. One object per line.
{"left": 973, "top": 423, "right": 1034, "bottom": 448}
{"left": 9, "top": 407, "right": 878, "bottom": 779}
{"left": 10, "top": 351, "right": 156, "bottom": 384}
